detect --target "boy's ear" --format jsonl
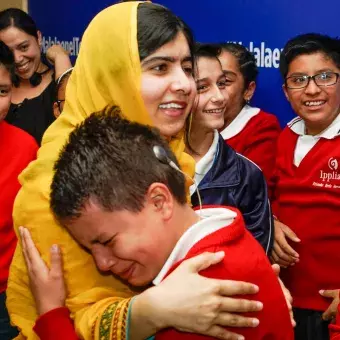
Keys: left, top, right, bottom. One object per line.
{"left": 147, "top": 183, "right": 174, "bottom": 221}
{"left": 153, "top": 194, "right": 164, "bottom": 210}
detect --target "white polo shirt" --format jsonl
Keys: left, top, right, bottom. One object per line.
{"left": 288, "top": 113, "right": 340, "bottom": 167}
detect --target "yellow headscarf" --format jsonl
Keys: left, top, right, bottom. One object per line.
{"left": 7, "top": 2, "right": 195, "bottom": 339}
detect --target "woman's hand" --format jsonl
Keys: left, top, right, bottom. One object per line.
{"left": 271, "top": 219, "right": 300, "bottom": 268}
{"left": 46, "top": 44, "right": 72, "bottom": 79}
{"left": 46, "top": 45, "right": 69, "bottom": 65}
{"left": 20, "top": 226, "right": 66, "bottom": 316}
{"left": 131, "top": 252, "right": 262, "bottom": 340}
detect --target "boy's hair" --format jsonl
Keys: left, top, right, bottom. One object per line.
{"left": 0, "top": 40, "right": 15, "bottom": 83}
{"left": 50, "top": 106, "right": 186, "bottom": 223}
{"left": 219, "top": 42, "right": 258, "bottom": 88}
{"left": 280, "top": 33, "right": 340, "bottom": 79}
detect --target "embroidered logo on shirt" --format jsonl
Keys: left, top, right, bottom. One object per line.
{"left": 319, "top": 170, "right": 340, "bottom": 183}
{"left": 314, "top": 157, "right": 340, "bottom": 189}
{"left": 328, "top": 157, "right": 338, "bottom": 170}
{"left": 311, "top": 158, "right": 340, "bottom": 189}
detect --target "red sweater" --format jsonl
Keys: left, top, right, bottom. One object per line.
{"left": 155, "top": 207, "right": 293, "bottom": 340}
{"left": 273, "top": 127, "right": 340, "bottom": 311}
{"left": 34, "top": 308, "right": 77, "bottom": 340}
{"left": 0, "top": 121, "right": 38, "bottom": 292}
{"left": 34, "top": 207, "right": 293, "bottom": 340}
{"left": 220, "top": 108, "right": 281, "bottom": 188}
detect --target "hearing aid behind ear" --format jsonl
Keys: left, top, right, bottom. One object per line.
{"left": 153, "top": 145, "right": 202, "bottom": 214}
{"left": 153, "top": 145, "right": 181, "bottom": 171}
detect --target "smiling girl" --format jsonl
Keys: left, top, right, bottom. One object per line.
{"left": 218, "top": 43, "right": 281, "bottom": 186}
{"left": 188, "top": 44, "right": 273, "bottom": 252}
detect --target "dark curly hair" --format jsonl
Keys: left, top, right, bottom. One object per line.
{"left": 50, "top": 106, "right": 186, "bottom": 223}
{"left": 0, "top": 40, "right": 15, "bottom": 83}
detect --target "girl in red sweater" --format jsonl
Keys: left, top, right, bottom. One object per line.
{"left": 218, "top": 43, "right": 281, "bottom": 185}
{"left": 0, "top": 42, "right": 38, "bottom": 339}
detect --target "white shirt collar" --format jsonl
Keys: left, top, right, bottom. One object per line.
{"left": 153, "top": 207, "right": 237, "bottom": 285}
{"left": 220, "top": 105, "right": 260, "bottom": 140}
{"left": 189, "top": 130, "right": 219, "bottom": 195}
{"left": 288, "top": 113, "right": 340, "bottom": 139}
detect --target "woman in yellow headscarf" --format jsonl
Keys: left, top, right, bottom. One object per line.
{"left": 7, "top": 2, "right": 262, "bottom": 340}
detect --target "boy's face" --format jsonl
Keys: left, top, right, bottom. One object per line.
{"left": 0, "top": 65, "right": 12, "bottom": 122}
{"left": 283, "top": 52, "right": 340, "bottom": 133}
{"left": 65, "top": 184, "right": 179, "bottom": 286}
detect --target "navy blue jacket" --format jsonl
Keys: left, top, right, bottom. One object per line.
{"left": 191, "top": 134, "right": 273, "bottom": 254}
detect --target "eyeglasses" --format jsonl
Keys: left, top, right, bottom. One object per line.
{"left": 285, "top": 72, "right": 340, "bottom": 89}
{"left": 56, "top": 99, "right": 65, "bottom": 112}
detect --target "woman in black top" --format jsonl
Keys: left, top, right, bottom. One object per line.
{"left": 0, "top": 9, "right": 72, "bottom": 144}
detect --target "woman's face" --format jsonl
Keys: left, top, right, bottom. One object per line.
{"left": 283, "top": 52, "right": 340, "bottom": 135}
{"left": 218, "top": 50, "right": 249, "bottom": 122}
{"left": 140, "top": 32, "right": 196, "bottom": 138}
{"left": 193, "top": 56, "right": 226, "bottom": 132}
{"left": 0, "top": 27, "right": 41, "bottom": 80}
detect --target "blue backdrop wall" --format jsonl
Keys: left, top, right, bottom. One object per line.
{"left": 28, "top": 0, "right": 340, "bottom": 126}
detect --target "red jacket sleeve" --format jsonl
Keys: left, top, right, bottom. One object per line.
{"left": 329, "top": 294, "right": 340, "bottom": 339}
{"left": 155, "top": 223, "right": 293, "bottom": 340}
{"left": 34, "top": 307, "right": 79, "bottom": 340}
{"left": 330, "top": 324, "right": 340, "bottom": 340}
